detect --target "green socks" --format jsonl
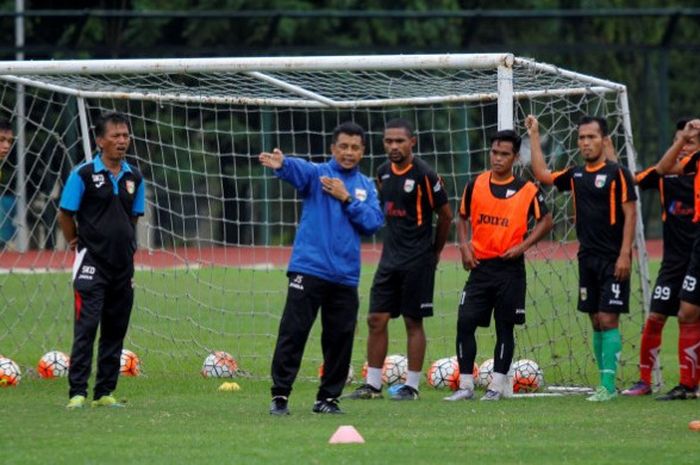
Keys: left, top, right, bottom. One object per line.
{"left": 593, "top": 331, "right": 603, "bottom": 371}
{"left": 599, "top": 328, "right": 622, "bottom": 394}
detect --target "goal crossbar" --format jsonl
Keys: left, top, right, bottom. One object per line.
{"left": 0, "top": 54, "right": 515, "bottom": 75}
{"left": 0, "top": 54, "right": 630, "bottom": 94}
{"left": 0, "top": 54, "right": 623, "bottom": 109}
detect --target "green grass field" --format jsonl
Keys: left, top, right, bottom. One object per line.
{"left": 2, "top": 259, "right": 699, "bottom": 464}
{"left": 4, "top": 375, "right": 700, "bottom": 465}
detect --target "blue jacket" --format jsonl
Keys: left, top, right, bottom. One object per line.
{"left": 274, "top": 157, "right": 384, "bottom": 287}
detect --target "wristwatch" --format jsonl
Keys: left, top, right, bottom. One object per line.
{"left": 343, "top": 195, "right": 353, "bottom": 205}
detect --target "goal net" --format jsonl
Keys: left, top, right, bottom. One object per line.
{"left": 0, "top": 54, "right": 650, "bottom": 387}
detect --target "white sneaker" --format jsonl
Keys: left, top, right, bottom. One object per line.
{"left": 443, "top": 388, "right": 474, "bottom": 401}
{"left": 481, "top": 389, "right": 502, "bottom": 401}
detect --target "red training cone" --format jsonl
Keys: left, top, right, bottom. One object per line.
{"left": 328, "top": 425, "right": 365, "bottom": 444}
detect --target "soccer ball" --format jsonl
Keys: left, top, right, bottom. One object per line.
{"left": 428, "top": 357, "right": 479, "bottom": 390}
{"left": 37, "top": 350, "right": 70, "bottom": 379}
{"left": 360, "top": 355, "right": 408, "bottom": 385}
{"left": 382, "top": 354, "right": 408, "bottom": 385}
{"left": 318, "top": 362, "right": 354, "bottom": 385}
{"left": 477, "top": 358, "right": 494, "bottom": 388}
{"left": 427, "top": 357, "right": 459, "bottom": 390}
{"left": 511, "top": 359, "right": 544, "bottom": 393}
{"left": 0, "top": 357, "right": 21, "bottom": 387}
{"left": 201, "top": 351, "right": 238, "bottom": 378}
{"left": 120, "top": 349, "right": 141, "bottom": 376}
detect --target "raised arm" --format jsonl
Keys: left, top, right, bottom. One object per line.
{"left": 656, "top": 119, "right": 700, "bottom": 175}
{"left": 259, "top": 148, "right": 285, "bottom": 169}
{"left": 259, "top": 148, "right": 315, "bottom": 192}
{"left": 603, "top": 137, "right": 618, "bottom": 163}
{"left": 656, "top": 137, "right": 689, "bottom": 175}
{"left": 525, "top": 115, "right": 554, "bottom": 185}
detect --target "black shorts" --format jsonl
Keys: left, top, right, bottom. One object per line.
{"left": 680, "top": 236, "right": 700, "bottom": 306}
{"left": 369, "top": 256, "right": 436, "bottom": 318}
{"left": 649, "top": 259, "right": 688, "bottom": 316}
{"left": 458, "top": 258, "right": 526, "bottom": 327}
{"left": 577, "top": 255, "right": 630, "bottom": 314}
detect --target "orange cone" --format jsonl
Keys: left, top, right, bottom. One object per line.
{"left": 328, "top": 425, "right": 365, "bottom": 444}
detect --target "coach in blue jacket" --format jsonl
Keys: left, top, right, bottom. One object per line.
{"left": 260, "top": 121, "right": 384, "bottom": 416}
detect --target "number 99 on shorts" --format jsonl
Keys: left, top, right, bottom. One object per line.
{"left": 653, "top": 285, "right": 671, "bottom": 301}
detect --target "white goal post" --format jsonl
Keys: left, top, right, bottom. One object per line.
{"left": 0, "top": 53, "right": 651, "bottom": 387}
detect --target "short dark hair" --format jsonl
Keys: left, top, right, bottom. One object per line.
{"left": 676, "top": 118, "right": 691, "bottom": 131}
{"left": 94, "top": 112, "right": 130, "bottom": 138}
{"left": 384, "top": 118, "right": 414, "bottom": 137}
{"left": 0, "top": 119, "right": 12, "bottom": 132}
{"left": 578, "top": 116, "right": 609, "bottom": 137}
{"left": 490, "top": 129, "right": 521, "bottom": 154}
{"left": 332, "top": 121, "right": 366, "bottom": 145}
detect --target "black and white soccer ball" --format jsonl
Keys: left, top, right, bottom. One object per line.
{"left": 382, "top": 354, "right": 408, "bottom": 385}
{"left": 511, "top": 359, "right": 544, "bottom": 393}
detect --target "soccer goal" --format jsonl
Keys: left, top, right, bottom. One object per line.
{"left": 0, "top": 54, "right": 651, "bottom": 387}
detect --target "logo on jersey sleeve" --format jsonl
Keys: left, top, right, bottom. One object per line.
{"left": 126, "top": 180, "right": 135, "bottom": 194}
{"left": 433, "top": 180, "right": 442, "bottom": 193}
{"left": 594, "top": 174, "right": 607, "bottom": 188}
{"left": 403, "top": 179, "right": 415, "bottom": 193}
{"left": 354, "top": 188, "right": 367, "bottom": 202}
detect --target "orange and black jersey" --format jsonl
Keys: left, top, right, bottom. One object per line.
{"left": 459, "top": 172, "right": 548, "bottom": 261}
{"left": 552, "top": 160, "right": 636, "bottom": 258}
{"left": 679, "top": 150, "right": 700, "bottom": 223}
{"left": 376, "top": 157, "right": 449, "bottom": 269}
{"left": 636, "top": 164, "right": 695, "bottom": 266}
